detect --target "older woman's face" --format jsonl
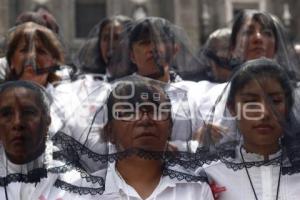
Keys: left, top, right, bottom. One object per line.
{"left": 232, "top": 17, "right": 276, "bottom": 61}
{"left": 0, "top": 87, "right": 50, "bottom": 164}
{"left": 10, "top": 37, "right": 57, "bottom": 86}
{"left": 107, "top": 95, "right": 172, "bottom": 152}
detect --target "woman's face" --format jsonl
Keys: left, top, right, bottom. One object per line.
{"left": 106, "top": 96, "right": 172, "bottom": 152}
{"left": 230, "top": 77, "right": 286, "bottom": 154}
{"left": 100, "top": 22, "right": 124, "bottom": 64}
{"left": 130, "top": 35, "right": 176, "bottom": 80}
{"left": 232, "top": 17, "right": 276, "bottom": 61}
{"left": 0, "top": 87, "right": 50, "bottom": 164}
{"left": 10, "top": 37, "right": 57, "bottom": 86}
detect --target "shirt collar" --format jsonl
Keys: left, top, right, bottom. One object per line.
{"left": 0, "top": 144, "right": 46, "bottom": 176}
{"left": 104, "top": 162, "right": 183, "bottom": 199}
{"left": 235, "top": 144, "right": 282, "bottom": 162}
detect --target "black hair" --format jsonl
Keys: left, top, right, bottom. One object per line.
{"left": 98, "top": 15, "right": 132, "bottom": 40}
{"left": 128, "top": 17, "right": 176, "bottom": 49}
{"left": 227, "top": 58, "right": 294, "bottom": 114}
{"left": 0, "top": 80, "right": 51, "bottom": 115}
{"left": 106, "top": 78, "right": 171, "bottom": 122}
{"left": 96, "top": 15, "right": 132, "bottom": 68}
{"left": 230, "top": 10, "right": 278, "bottom": 51}
{"left": 127, "top": 17, "right": 177, "bottom": 76}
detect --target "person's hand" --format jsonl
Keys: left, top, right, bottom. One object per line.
{"left": 193, "top": 123, "right": 228, "bottom": 143}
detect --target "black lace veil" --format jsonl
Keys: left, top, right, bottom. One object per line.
{"left": 0, "top": 80, "right": 106, "bottom": 199}
{"left": 72, "top": 15, "right": 133, "bottom": 79}
{"left": 4, "top": 22, "right": 72, "bottom": 85}
{"left": 51, "top": 74, "right": 209, "bottom": 195}
{"left": 106, "top": 17, "right": 205, "bottom": 82}
{"left": 229, "top": 9, "right": 300, "bottom": 81}
{"left": 193, "top": 58, "right": 300, "bottom": 175}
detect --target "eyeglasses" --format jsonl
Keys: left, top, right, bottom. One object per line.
{"left": 114, "top": 109, "right": 171, "bottom": 121}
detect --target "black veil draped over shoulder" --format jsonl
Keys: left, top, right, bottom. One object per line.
{"left": 52, "top": 75, "right": 210, "bottom": 196}
{"left": 191, "top": 57, "right": 300, "bottom": 176}
{"left": 0, "top": 80, "right": 105, "bottom": 200}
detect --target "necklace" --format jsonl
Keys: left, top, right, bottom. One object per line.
{"left": 4, "top": 157, "right": 8, "bottom": 200}
{"left": 239, "top": 146, "right": 282, "bottom": 200}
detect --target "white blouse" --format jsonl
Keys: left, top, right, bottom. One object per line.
{"left": 191, "top": 81, "right": 226, "bottom": 121}
{"left": 49, "top": 75, "right": 111, "bottom": 142}
{"left": 167, "top": 80, "right": 207, "bottom": 141}
{"left": 0, "top": 146, "right": 61, "bottom": 200}
{"left": 204, "top": 148, "right": 300, "bottom": 200}
{"left": 0, "top": 144, "right": 100, "bottom": 200}
{"left": 98, "top": 163, "right": 214, "bottom": 200}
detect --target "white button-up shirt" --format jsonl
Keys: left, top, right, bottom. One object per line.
{"left": 204, "top": 148, "right": 300, "bottom": 200}
{"left": 99, "top": 163, "right": 214, "bottom": 200}
{"left": 0, "top": 143, "right": 105, "bottom": 200}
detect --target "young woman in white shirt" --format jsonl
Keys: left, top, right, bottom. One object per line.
{"left": 201, "top": 58, "right": 300, "bottom": 200}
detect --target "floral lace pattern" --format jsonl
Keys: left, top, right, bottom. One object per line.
{"left": 52, "top": 131, "right": 209, "bottom": 183}
{"left": 162, "top": 168, "right": 208, "bottom": 183}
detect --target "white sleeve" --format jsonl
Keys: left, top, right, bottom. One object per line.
{"left": 199, "top": 182, "right": 214, "bottom": 200}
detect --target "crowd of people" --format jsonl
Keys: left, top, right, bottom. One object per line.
{"left": 0, "top": 7, "right": 300, "bottom": 200}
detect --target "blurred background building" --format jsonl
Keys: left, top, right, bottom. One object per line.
{"left": 0, "top": 0, "right": 298, "bottom": 56}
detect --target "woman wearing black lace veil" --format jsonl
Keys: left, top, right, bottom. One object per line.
{"left": 58, "top": 17, "right": 200, "bottom": 159}
{"left": 0, "top": 80, "right": 105, "bottom": 200}
{"left": 193, "top": 9, "right": 300, "bottom": 134}
{"left": 109, "top": 16, "right": 200, "bottom": 83}
{"left": 73, "top": 15, "right": 132, "bottom": 80}
{"left": 50, "top": 16, "right": 132, "bottom": 139}
{"left": 4, "top": 22, "right": 72, "bottom": 88}
{"left": 0, "top": 10, "right": 68, "bottom": 83}
{"left": 229, "top": 10, "right": 300, "bottom": 78}
{"left": 50, "top": 17, "right": 206, "bottom": 181}
{"left": 51, "top": 75, "right": 213, "bottom": 199}
{"left": 197, "top": 58, "right": 300, "bottom": 199}
{"left": 106, "top": 17, "right": 205, "bottom": 142}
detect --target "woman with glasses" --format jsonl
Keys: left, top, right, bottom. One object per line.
{"left": 100, "top": 77, "right": 213, "bottom": 199}
{"left": 52, "top": 75, "right": 214, "bottom": 199}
